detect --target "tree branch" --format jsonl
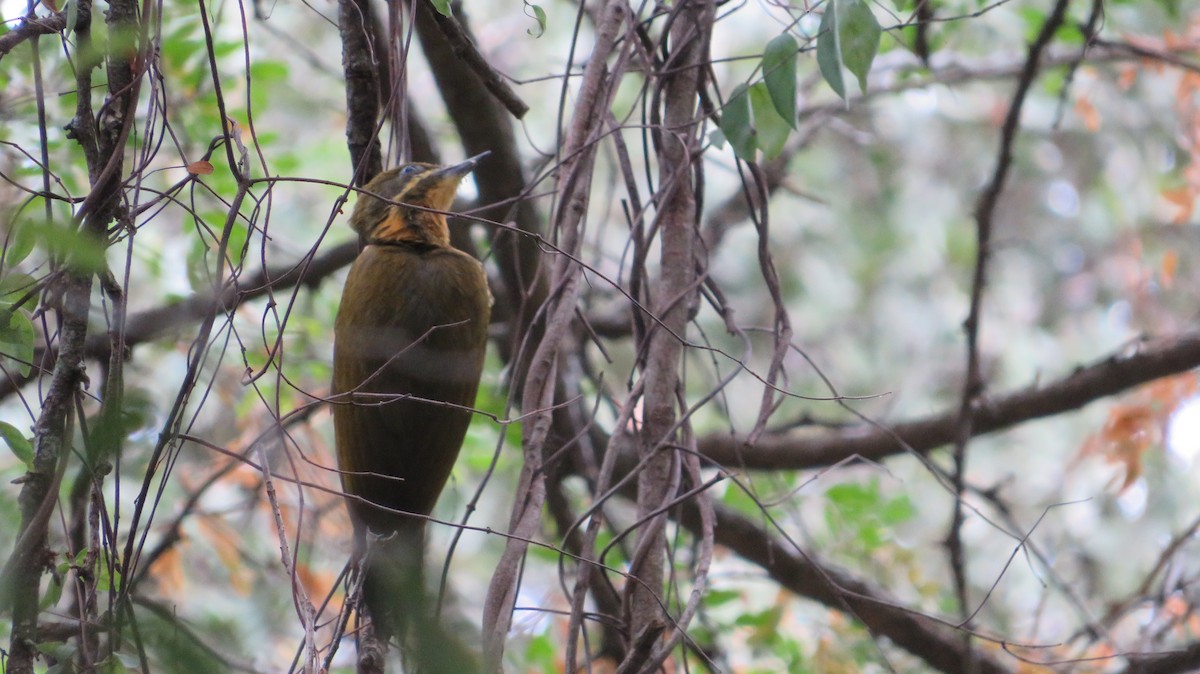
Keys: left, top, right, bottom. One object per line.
{"left": 675, "top": 501, "right": 1014, "bottom": 674}
{"left": 0, "top": 12, "right": 67, "bottom": 60}
{"left": 697, "top": 332, "right": 1200, "bottom": 471}
{"left": 625, "top": 0, "right": 711, "bottom": 662}
{"left": 338, "top": 0, "right": 383, "bottom": 185}
{"left": 413, "top": 1, "right": 547, "bottom": 373}
{"left": 1123, "top": 642, "right": 1200, "bottom": 674}
{"left": 947, "top": 0, "right": 1070, "bottom": 638}
{"left": 421, "top": 5, "right": 528, "bottom": 119}
{"left": 0, "top": 241, "right": 359, "bottom": 401}
{"left": 480, "top": 2, "right": 628, "bottom": 666}
{"left": 4, "top": 0, "right": 141, "bottom": 664}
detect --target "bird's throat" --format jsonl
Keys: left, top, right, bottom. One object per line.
{"left": 370, "top": 207, "right": 450, "bottom": 247}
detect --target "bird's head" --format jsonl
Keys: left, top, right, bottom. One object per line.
{"left": 350, "top": 152, "right": 489, "bottom": 247}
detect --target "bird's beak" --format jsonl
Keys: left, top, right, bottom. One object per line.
{"left": 438, "top": 151, "right": 491, "bottom": 179}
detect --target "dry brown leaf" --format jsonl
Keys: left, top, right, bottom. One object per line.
{"left": 195, "top": 516, "right": 253, "bottom": 596}
{"left": 296, "top": 563, "right": 339, "bottom": 603}
{"left": 1142, "top": 371, "right": 1197, "bottom": 407}
{"left": 1076, "top": 373, "right": 1198, "bottom": 492}
{"left": 149, "top": 545, "right": 186, "bottom": 596}
{"left": 187, "top": 160, "right": 215, "bottom": 175}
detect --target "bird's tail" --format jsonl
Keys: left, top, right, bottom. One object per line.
{"left": 359, "top": 526, "right": 480, "bottom": 673}
{"left": 360, "top": 525, "right": 424, "bottom": 647}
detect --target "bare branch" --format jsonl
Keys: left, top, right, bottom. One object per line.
{"left": 413, "top": 1, "right": 547, "bottom": 370}
{"left": 481, "top": 2, "right": 629, "bottom": 666}
{"left": 697, "top": 333, "right": 1200, "bottom": 471}
{"left": 0, "top": 13, "right": 67, "bottom": 60}
{"left": 947, "top": 0, "right": 1071, "bottom": 638}
{"left": 675, "top": 500, "right": 1014, "bottom": 674}
{"left": 420, "top": 5, "right": 528, "bottom": 119}
{"left": 624, "top": 0, "right": 712, "bottom": 662}
{"left": 338, "top": 0, "right": 383, "bottom": 185}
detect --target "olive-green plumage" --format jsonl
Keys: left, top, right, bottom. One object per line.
{"left": 332, "top": 155, "right": 490, "bottom": 657}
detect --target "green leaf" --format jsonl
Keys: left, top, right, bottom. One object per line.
{"left": 749, "top": 83, "right": 790, "bottom": 159}
{"left": 187, "top": 237, "right": 206, "bottom": 291}
{"left": 816, "top": 7, "right": 845, "bottom": 99}
{"left": 826, "top": 481, "right": 878, "bottom": 515}
{"left": 0, "top": 273, "right": 37, "bottom": 300}
{"left": 817, "top": 0, "right": 882, "bottom": 99}
{"left": 41, "top": 573, "right": 63, "bottom": 609}
{"left": 841, "top": 1, "right": 882, "bottom": 93}
{"left": 524, "top": 2, "right": 546, "bottom": 38}
{"left": 38, "top": 640, "right": 78, "bottom": 666}
{"left": 524, "top": 634, "right": 556, "bottom": 669}
{"left": 735, "top": 604, "right": 783, "bottom": 630}
{"left": 722, "top": 480, "right": 760, "bottom": 514}
{"left": 102, "top": 652, "right": 140, "bottom": 673}
{"left": 113, "top": 651, "right": 142, "bottom": 669}
{"left": 880, "top": 493, "right": 916, "bottom": 525}
{"left": 0, "top": 420, "right": 33, "bottom": 467}
{"left": 0, "top": 307, "right": 35, "bottom": 378}
{"left": 249, "top": 60, "right": 288, "bottom": 84}
{"left": 703, "top": 588, "right": 742, "bottom": 608}
{"left": 213, "top": 38, "right": 241, "bottom": 58}
{"left": 18, "top": 220, "right": 108, "bottom": 274}
{"left": 227, "top": 221, "right": 249, "bottom": 266}
{"left": 719, "top": 84, "right": 756, "bottom": 162}
{"left": 89, "top": 388, "right": 156, "bottom": 464}
{"left": 96, "top": 564, "right": 121, "bottom": 593}
{"left": 824, "top": 480, "right": 913, "bottom": 552}
{"left": 65, "top": 0, "right": 79, "bottom": 42}
{"left": 429, "top": 0, "right": 451, "bottom": 17}
{"left": 5, "top": 220, "right": 35, "bottom": 267}
{"left": 762, "top": 33, "right": 798, "bottom": 128}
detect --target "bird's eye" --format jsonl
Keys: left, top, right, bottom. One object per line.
{"left": 401, "top": 165, "right": 422, "bottom": 176}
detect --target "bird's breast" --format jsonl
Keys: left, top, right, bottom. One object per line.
{"left": 334, "top": 245, "right": 490, "bottom": 377}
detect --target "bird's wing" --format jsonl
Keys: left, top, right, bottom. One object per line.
{"left": 333, "top": 246, "right": 490, "bottom": 532}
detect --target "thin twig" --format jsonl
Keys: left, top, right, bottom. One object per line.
{"left": 946, "top": 3, "right": 1071, "bottom": 653}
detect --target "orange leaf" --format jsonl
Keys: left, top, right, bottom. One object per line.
{"left": 1086, "top": 642, "right": 1116, "bottom": 662}
{"left": 1102, "top": 404, "right": 1157, "bottom": 444}
{"left": 1161, "top": 250, "right": 1179, "bottom": 287}
{"left": 1075, "top": 95, "right": 1101, "bottom": 132}
{"left": 1143, "top": 372, "right": 1197, "bottom": 408}
{"left": 1164, "top": 29, "right": 1184, "bottom": 52}
{"left": 1162, "top": 186, "right": 1195, "bottom": 224}
{"left": 149, "top": 545, "right": 186, "bottom": 595}
{"left": 1108, "top": 436, "right": 1147, "bottom": 493}
{"left": 1080, "top": 404, "right": 1157, "bottom": 492}
{"left": 296, "top": 563, "right": 339, "bottom": 602}
{"left": 1118, "top": 66, "right": 1137, "bottom": 90}
{"left": 1165, "top": 594, "right": 1189, "bottom": 617}
{"left": 187, "top": 160, "right": 215, "bottom": 175}
{"left": 195, "top": 516, "right": 254, "bottom": 596}
{"left": 1180, "top": 72, "right": 1200, "bottom": 101}
{"left": 1076, "top": 374, "right": 1199, "bottom": 492}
